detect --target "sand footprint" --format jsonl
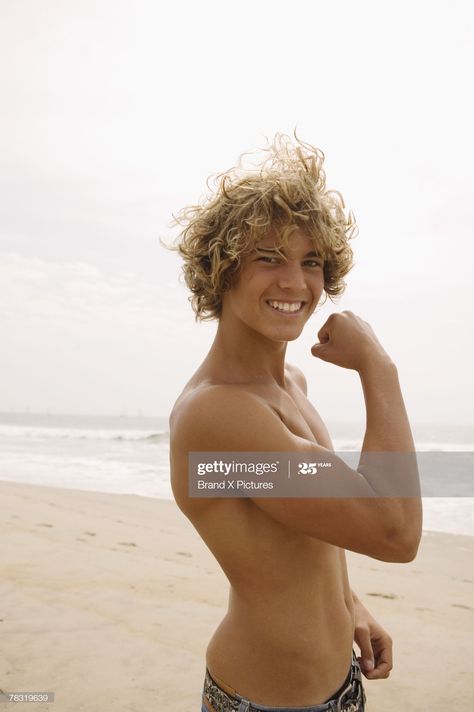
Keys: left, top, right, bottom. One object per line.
{"left": 366, "top": 592, "right": 398, "bottom": 600}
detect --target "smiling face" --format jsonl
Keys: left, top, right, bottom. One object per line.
{"left": 221, "top": 227, "right": 325, "bottom": 342}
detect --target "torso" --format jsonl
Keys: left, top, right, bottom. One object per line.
{"left": 169, "top": 364, "right": 355, "bottom": 706}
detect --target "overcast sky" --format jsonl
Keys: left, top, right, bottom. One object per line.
{"left": 1, "top": 0, "right": 473, "bottom": 425}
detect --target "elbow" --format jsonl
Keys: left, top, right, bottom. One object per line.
{"left": 384, "top": 525, "right": 422, "bottom": 563}
{"left": 365, "top": 532, "right": 420, "bottom": 563}
{"left": 392, "top": 540, "right": 420, "bottom": 563}
{"left": 379, "top": 499, "right": 423, "bottom": 563}
{"left": 402, "top": 528, "right": 422, "bottom": 562}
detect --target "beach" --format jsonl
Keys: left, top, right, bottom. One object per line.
{"left": 1, "top": 480, "right": 473, "bottom": 711}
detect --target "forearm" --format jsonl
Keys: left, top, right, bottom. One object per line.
{"left": 359, "top": 359, "right": 415, "bottom": 452}
{"left": 357, "top": 359, "right": 422, "bottom": 554}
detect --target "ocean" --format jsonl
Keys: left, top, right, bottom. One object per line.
{"left": 0, "top": 413, "right": 472, "bottom": 536}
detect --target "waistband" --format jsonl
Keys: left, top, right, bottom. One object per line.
{"left": 203, "top": 650, "right": 366, "bottom": 712}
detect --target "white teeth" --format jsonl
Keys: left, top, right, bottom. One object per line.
{"left": 268, "top": 301, "right": 302, "bottom": 313}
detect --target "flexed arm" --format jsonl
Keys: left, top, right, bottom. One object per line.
{"left": 311, "top": 310, "right": 422, "bottom": 553}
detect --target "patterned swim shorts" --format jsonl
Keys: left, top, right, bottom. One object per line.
{"left": 201, "top": 649, "right": 366, "bottom": 712}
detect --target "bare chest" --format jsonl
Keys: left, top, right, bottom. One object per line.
{"left": 256, "top": 384, "right": 333, "bottom": 449}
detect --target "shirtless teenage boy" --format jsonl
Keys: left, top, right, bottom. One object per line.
{"left": 169, "top": 135, "right": 422, "bottom": 712}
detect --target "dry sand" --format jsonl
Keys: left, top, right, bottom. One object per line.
{"left": 1, "top": 480, "right": 473, "bottom": 711}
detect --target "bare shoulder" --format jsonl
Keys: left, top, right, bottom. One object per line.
{"left": 285, "top": 362, "right": 308, "bottom": 395}
{"left": 170, "top": 384, "right": 283, "bottom": 452}
{"left": 169, "top": 384, "right": 288, "bottom": 514}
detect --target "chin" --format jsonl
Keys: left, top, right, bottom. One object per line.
{"left": 266, "top": 326, "right": 305, "bottom": 342}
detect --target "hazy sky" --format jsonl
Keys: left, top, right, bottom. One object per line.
{"left": 1, "top": 0, "right": 473, "bottom": 425}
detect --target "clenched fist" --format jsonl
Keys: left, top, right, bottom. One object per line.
{"left": 311, "top": 311, "right": 393, "bottom": 373}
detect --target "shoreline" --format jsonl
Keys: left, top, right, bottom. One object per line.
{"left": 2, "top": 480, "right": 473, "bottom": 711}
{"left": 1, "top": 475, "right": 472, "bottom": 536}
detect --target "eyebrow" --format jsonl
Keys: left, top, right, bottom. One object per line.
{"left": 255, "top": 247, "right": 322, "bottom": 258}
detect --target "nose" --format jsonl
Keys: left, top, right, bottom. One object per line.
{"left": 277, "top": 261, "right": 306, "bottom": 292}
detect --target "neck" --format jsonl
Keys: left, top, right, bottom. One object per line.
{"left": 205, "top": 315, "right": 288, "bottom": 387}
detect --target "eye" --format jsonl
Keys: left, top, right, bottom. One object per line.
{"left": 256, "top": 255, "right": 281, "bottom": 264}
{"left": 303, "top": 259, "right": 323, "bottom": 268}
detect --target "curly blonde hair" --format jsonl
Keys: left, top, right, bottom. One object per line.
{"left": 169, "top": 132, "right": 357, "bottom": 320}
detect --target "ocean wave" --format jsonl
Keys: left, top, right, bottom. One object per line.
{"left": 325, "top": 438, "right": 474, "bottom": 452}
{"left": 0, "top": 424, "right": 169, "bottom": 443}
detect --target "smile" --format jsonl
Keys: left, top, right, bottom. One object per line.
{"left": 266, "top": 300, "right": 305, "bottom": 315}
